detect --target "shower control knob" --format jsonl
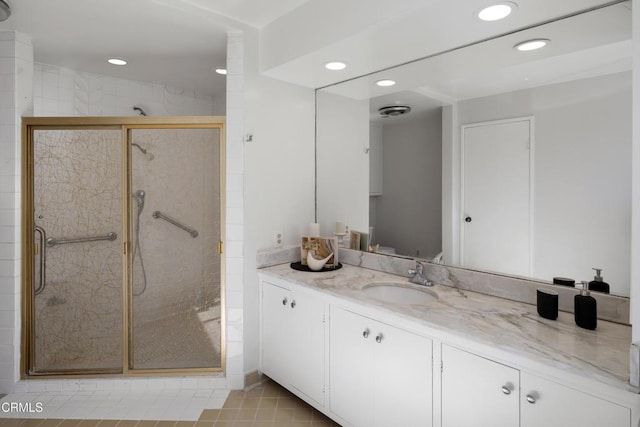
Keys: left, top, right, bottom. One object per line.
{"left": 282, "top": 298, "right": 288, "bottom": 306}
{"left": 465, "top": 216, "right": 472, "bottom": 223}
{"left": 290, "top": 300, "right": 296, "bottom": 309}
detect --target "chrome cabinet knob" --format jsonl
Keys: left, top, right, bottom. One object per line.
{"left": 282, "top": 297, "right": 288, "bottom": 306}
{"left": 290, "top": 300, "right": 296, "bottom": 309}
{"left": 526, "top": 394, "right": 536, "bottom": 404}
{"left": 362, "top": 329, "right": 370, "bottom": 338}
{"left": 375, "top": 334, "right": 383, "bottom": 343}
{"left": 501, "top": 386, "right": 511, "bottom": 395}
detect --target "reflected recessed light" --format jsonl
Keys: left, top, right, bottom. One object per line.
{"left": 215, "top": 68, "right": 227, "bottom": 75}
{"left": 477, "top": 2, "right": 517, "bottom": 21}
{"left": 376, "top": 79, "right": 396, "bottom": 87}
{"left": 107, "top": 58, "right": 127, "bottom": 66}
{"left": 514, "top": 39, "right": 549, "bottom": 51}
{"left": 324, "top": 61, "right": 347, "bottom": 71}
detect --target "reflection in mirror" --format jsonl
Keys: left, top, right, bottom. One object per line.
{"left": 316, "top": 2, "right": 631, "bottom": 296}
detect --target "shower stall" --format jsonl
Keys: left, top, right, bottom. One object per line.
{"left": 21, "top": 117, "right": 225, "bottom": 376}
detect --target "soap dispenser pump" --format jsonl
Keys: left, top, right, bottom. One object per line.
{"left": 588, "top": 268, "right": 610, "bottom": 294}
{"left": 575, "top": 281, "right": 597, "bottom": 330}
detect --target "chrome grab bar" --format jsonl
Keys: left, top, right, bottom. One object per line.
{"left": 152, "top": 210, "right": 198, "bottom": 238}
{"left": 34, "top": 225, "right": 47, "bottom": 296}
{"left": 46, "top": 232, "right": 118, "bottom": 247}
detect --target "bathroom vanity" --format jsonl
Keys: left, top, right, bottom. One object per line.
{"left": 258, "top": 263, "right": 640, "bottom": 427}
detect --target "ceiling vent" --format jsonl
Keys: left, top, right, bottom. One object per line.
{"left": 378, "top": 105, "right": 411, "bottom": 118}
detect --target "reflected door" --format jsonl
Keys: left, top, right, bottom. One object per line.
{"left": 129, "top": 128, "right": 222, "bottom": 370}
{"left": 462, "top": 118, "right": 532, "bottom": 276}
{"left": 31, "top": 128, "right": 123, "bottom": 374}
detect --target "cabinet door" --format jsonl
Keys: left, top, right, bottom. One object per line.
{"left": 373, "top": 321, "right": 433, "bottom": 427}
{"left": 330, "top": 306, "right": 375, "bottom": 427}
{"left": 261, "top": 282, "right": 292, "bottom": 384}
{"left": 441, "top": 345, "right": 519, "bottom": 427}
{"left": 521, "top": 373, "right": 630, "bottom": 427}
{"left": 289, "top": 291, "right": 326, "bottom": 405}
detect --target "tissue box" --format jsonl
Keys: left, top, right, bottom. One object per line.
{"left": 301, "top": 237, "right": 339, "bottom": 268}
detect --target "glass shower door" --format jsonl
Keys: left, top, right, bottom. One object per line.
{"left": 129, "top": 127, "right": 222, "bottom": 370}
{"left": 31, "top": 128, "right": 124, "bottom": 374}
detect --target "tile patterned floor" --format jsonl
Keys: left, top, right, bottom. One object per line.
{"left": 0, "top": 380, "right": 341, "bottom": 426}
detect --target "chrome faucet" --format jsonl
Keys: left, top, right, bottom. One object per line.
{"left": 408, "top": 261, "right": 432, "bottom": 286}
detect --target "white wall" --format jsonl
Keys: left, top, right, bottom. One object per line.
{"left": 241, "top": 29, "right": 316, "bottom": 374}
{"left": 372, "top": 111, "right": 442, "bottom": 258}
{"left": 316, "top": 91, "right": 370, "bottom": 237}
{"left": 449, "top": 71, "right": 631, "bottom": 295}
{"left": 631, "top": 0, "right": 640, "bottom": 348}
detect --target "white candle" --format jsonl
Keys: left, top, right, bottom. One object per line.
{"left": 335, "top": 221, "right": 346, "bottom": 235}
{"left": 309, "top": 223, "right": 320, "bottom": 236}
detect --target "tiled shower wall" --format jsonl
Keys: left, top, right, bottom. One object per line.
{"left": 0, "top": 32, "right": 33, "bottom": 393}
{"left": 33, "top": 63, "right": 220, "bottom": 117}
{"left": 0, "top": 30, "right": 247, "bottom": 392}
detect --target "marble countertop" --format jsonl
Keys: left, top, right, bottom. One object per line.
{"left": 259, "top": 263, "right": 635, "bottom": 393}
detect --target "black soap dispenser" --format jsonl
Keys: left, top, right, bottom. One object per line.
{"left": 575, "top": 281, "right": 597, "bottom": 330}
{"left": 588, "top": 268, "right": 610, "bottom": 294}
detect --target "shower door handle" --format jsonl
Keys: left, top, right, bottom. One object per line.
{"left": 34, "top": 225, "right": 47, "bottom": 296}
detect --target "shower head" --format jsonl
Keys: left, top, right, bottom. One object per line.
{"left": 133, "top": 190, "right": 146, "bottom": 214}
{"left": 132, "top": 143, "right": 155, "bottom": 160}
{"left": 133, "top": 106, "right": 147, "bottom": 116}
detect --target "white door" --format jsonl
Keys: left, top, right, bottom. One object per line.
{"left": 441, "top": 345, "right": 519, "bottom": 427}
{"left": 520, "top": 373, "right": 630, "bottom": 427}
{"left": 462, "top": 118, "right": 532, "bottom": 276}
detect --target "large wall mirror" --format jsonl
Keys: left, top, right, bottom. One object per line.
{"left": 316, "top": 2, "right": 632, "bottom": 297}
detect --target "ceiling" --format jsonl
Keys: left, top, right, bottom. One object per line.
{"left": 0, "top": 0, "right": 311, "bottom": 97}
{"left": 0, "top": 0, "right": 626, "bottom": 99}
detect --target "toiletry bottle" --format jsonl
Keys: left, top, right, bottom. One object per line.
{"left": 588, "top": 268, "right": 610, "bottom": 294}
{"left": 575, "top": 281, "right": 597, "bottom": 330}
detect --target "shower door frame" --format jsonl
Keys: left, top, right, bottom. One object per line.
{"left": 21, "top": 116, "right": 226, "bottom": 378}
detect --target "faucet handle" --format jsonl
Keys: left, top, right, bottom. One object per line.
{"left": 409, "top": 261, "right": 424, "bottom": 276}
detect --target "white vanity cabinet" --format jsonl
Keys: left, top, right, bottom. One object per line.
{"left": 329, "top": 306, "right": 433, "bottom": 427}
{"left": 442, "top": 344, "right": 630, "bottom": 427}
{"left": 260, "top": 281, "right": 326, "bottom": 406}
{"left": 520, "top": 372, "right": 630, "bottom": 427}
{"left": 441, "top": 344, "right": 519, "bottom": 427}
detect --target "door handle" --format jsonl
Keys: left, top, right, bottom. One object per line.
{"left": 465, "top": 216, "right": 472, "bottom": 223}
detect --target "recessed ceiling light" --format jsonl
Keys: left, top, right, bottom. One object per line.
{"left": 107, "top": 58, "right": 127, "bottom": 66}
{"left": 514, "top": 39, "right": 549, "bottom": 51}
{"left": 376, "top": 79, "right": 396, "bottom": 87}
{"left": 477, "top": 2, "right": 517, "bottom": 21}
{"left": 324, "top": 61, "right": 347, "bottom": 71}
{"left": 215, "top": 68, "right": 227, "bottom": 75}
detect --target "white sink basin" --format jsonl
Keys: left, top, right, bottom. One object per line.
{"left": 361, "top": 282, "right": 438, "bottom": 305}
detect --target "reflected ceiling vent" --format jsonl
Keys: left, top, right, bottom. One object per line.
{"left": 0, "top": 0, "right": 11, "bottom": 22}
{"left": 378, "top": 105, "right": 411, "bottom": 118}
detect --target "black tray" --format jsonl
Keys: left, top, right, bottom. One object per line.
{"left": 290, "top": 261, "right": 343, "bottom": 273}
